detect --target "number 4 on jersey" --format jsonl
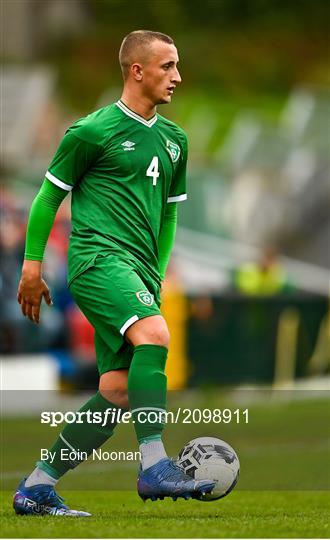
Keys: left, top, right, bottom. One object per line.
{"left": 146, "top": 156, "right": 159, "bottom": 186}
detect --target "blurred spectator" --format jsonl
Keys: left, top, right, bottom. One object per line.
{"left": 67, "top": 304, "right": 95, "bottom": 364}
{"left": 0, "top": 189, "right": 69, "bottom": 353}
{"left": 233, "top": 247, "right": 291, "bottom": 295}
{"left": 0, "top": 191, "right": 26, "bottom": 352}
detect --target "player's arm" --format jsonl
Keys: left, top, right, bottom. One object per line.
{"left": 18, "top": 127, "right": 103, "bottom": 324}
{"left": 158, "top": 202, "right": 177, "bottom": 281}
{"left": 18, "top": 179, "right": 67, "bottom": 324}
{"left": 159, "top": 130, "right": 188, "bottom": 280}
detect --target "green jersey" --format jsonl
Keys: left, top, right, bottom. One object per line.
{"left": 46, "top": 100, "right": 188, "bottom": 285}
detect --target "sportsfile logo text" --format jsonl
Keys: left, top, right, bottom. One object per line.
{"left": 41, "top": 408, "right": 249, "bottom": 427}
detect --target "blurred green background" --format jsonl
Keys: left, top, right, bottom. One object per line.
{"left": 3, "top": 0, "right": 329, "bottom": 108}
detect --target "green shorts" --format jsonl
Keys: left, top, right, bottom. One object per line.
{"left": 69, "top": 253, "right": 161, "bottom": 375}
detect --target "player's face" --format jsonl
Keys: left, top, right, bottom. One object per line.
{"left": 141, "top": 41, "right": 181, "bottom": 105}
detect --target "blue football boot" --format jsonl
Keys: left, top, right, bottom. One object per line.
{"left": 13, "top": 478, "right": 91, "bottom": 516}
{"left": 137, "top": 458, "right": 215, "bottom": 501}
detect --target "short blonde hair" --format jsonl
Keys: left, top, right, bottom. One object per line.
{"left": 119, "top": 30, "right": 174, "bottom": 80}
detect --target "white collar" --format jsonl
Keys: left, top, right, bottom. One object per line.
{"left": 116, "top": 100, "right": 158, "bottom": 128}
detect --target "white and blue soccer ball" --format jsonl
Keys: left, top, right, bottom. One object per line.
{"left": 175, "top": 436, "right": 240, "bottom": 501}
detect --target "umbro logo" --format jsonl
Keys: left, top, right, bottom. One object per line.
{"left": 121, "top": 140, "right": 135, "bottom": 151}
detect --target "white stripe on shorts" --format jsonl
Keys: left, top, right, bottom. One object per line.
{"left": 120, "top": 315, "right": 139, "bottom": 335}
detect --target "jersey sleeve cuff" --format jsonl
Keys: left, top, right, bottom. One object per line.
{"left": 167, "top": 193, "right": 187, "bottom": 203}
{"left": 24, "top": 253, "right": 43, "bottom": 261}
{"left": 45, "top": 171, "right": 73, "bottom": 192}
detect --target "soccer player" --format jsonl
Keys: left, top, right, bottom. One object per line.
{"left": 13, "top": 30, "right": 214, "bottom": 516}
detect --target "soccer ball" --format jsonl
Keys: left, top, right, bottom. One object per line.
{"left": 175, "top": 436, "right": 240, "bottom": 501}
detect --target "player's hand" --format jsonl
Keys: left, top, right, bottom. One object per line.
{"left": 17, "top": 261, "right": 53, "bottom": 324}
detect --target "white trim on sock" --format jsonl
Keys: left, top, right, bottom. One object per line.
{"left": 139, "top": 440, "right": 167, "bottom": 470}
{"left": 25, "top": 467, "right": 57, "bottom": 487}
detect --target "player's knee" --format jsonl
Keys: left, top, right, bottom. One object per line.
{"left": 125, "top": 315, "right": 170, "bottom": 348}
{"left": 146, "top": 326, "right": 170, "bottom": 347}
{"left": 133, "top": 324, "right": 170, "bottom": 348}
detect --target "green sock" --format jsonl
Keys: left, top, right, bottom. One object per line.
{"left": 128, "top": 344, "right": 168, "bottom": 444}
{"left": 37, "top": 391, "right": 121, "bottom": 479}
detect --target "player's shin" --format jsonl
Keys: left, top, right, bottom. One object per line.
{"left": 26, "top": 391, "right": 123, "bottom": 485}
{"left": 128, "top": 344, "right": 168, "bottom": 469}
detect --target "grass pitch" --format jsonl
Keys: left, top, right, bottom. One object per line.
{"left": 1, "top": 490, "right": 329, "bottom": 538}
{"left": 1, "top": 392, "right": 329, "bottom": 537}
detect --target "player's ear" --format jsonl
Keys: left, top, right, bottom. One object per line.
{"left": 131, "top": 63, "right": 143, "bottom": 81}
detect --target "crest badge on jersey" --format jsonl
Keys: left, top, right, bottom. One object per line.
{"left": 166, "top": 140, "right": 181, "bottom": 163}
{"left": 136, "top": 290, "right": 155, "bottom": 306}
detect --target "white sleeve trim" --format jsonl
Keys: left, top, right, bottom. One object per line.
{"left": 45, "top": 171, "right": 73, "bottom": 192}
{"left": 120, "top": 315, "right": 139, "bottom": 335}
{"left": 167, "top": 193, "right": 187, "bottom": 203}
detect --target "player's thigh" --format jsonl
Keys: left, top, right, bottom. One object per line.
{"left": 69, "top": 254, "right": 161, "bottom": 356}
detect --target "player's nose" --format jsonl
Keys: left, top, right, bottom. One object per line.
{"left": 172, "top": 68, "right": 182, "bottom": 84}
